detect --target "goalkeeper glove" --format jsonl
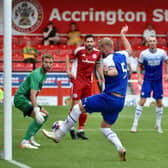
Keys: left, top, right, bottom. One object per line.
{"left": 34, "top": 107, "right": 45, "bottom": 124}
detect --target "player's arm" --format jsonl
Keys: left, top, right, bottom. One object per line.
{"left": 30, "top": 74, "right": 45, "bottom": 123}
{"left": 43, "top": 27, "right": 52, "bottom": 38}
{"left": 104, "top": 65, "right": 118, "bottom": 76}
{"left": 66, "top": 55, "right": 74, "bottom": 79}
{"left": 137, "top": 63, "right": 143, "bottom": 85}
{"left": 120, "top": 25, "right": 132, "bottom": 55}
{"left": 103, "top": 56, "right": 118, "bottom": 76}
{"left": 96, "top": 63, "right": 105, "bottom": 82}
{"left": 30, "top": 88, "right": 45, "bottom": 124}
{"left": 163, "top": 51, "right": 168, "bottom": 81}
{"left": 30, "top": 89, "right": 38, "bottom": 108}
{"left": 164, "top": 59, "right": 168, "bottom": 81}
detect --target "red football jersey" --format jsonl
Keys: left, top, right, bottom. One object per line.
{"left": 71, "top": 46, "right": 101, "bottom": 81}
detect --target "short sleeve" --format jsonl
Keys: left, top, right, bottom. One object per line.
{"left": 116, "top": 50, "right": 129, "bottom": 63}
{"left": 162, "top": 50, "right": 168, "bottom": 61}
{"left": 138, "top": 51, "right": 144, "bottom": 64}
{"left": 96, "top": 52, "right": 101, "bottom": 64}
{"left": 72, "top": 48, "right": 80, "bottom": 59}
{"left": 103, "top": 54, "right": 115, "bottom": 68}
{"left": 30, "top": 72, "right": 41, "bottom": 91}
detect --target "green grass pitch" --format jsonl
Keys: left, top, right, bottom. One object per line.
{"left": 1, "top": 105, "right": 168, "bottom": 168}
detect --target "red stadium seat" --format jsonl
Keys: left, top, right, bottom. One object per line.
{"left": 157, "top": 37, "right": 167, "bottom": 47}
{"left": 13, "top": 53, "right": 23, "bottom": 61}
{"left": 32, "top": 36, "right": 42, "bottom": 45}
{"left": 53, "top": 53, "right": 67, "bottom": 61}
{"left": 58, "top": 45, "right": 73, "bottom": 55}
{"left": 130, "top": 37, "right": 142, "bottom": 46}
{"left": 12, "top": 62, "right": 33, "bottom": 72}
{"left": 51, "top": 62, "right": 66, "bottom": 72}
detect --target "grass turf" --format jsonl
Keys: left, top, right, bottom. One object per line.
{"left": 0, "top": 105, "right": 168, "bottom": 168}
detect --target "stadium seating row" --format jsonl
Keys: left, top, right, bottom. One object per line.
{"left": 0, "top": 35, "right": 167, "bottom": 49}
{"left": 0, "top": 35, "right": 168, "bottom": 73}
{"left": 0, "top": 62, "right": 66, "bottom": 72}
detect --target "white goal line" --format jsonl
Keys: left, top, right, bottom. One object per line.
{"left": 13, "top": 128, "right": 168, "bottom": 132}
{"left": 8, "top": 160, "right": 31, "bottom": 168}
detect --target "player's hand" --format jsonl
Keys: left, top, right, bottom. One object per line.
{"left": 103, "top": 65, "right": 108, "bottom": 72}
{"left": 67, "top": 71, "right": 75, "bottom": 79}
{"left": 34, "top": 107, "right": 45, "bottom": 124}
{"left": 120, "top": 25, "right": 128, "bottom": 34}
{"left": 103, "top": 65, "right": 108, "bottom": 75}
{"left": 138, "top": 76, "right": 143, "bottom": 85}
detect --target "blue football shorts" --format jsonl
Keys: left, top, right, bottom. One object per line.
{"left": 81, "top": 93, "right": 125, "bottom": 125}
{"left": 141, "top": 79, "right": 163, "bottom": 99}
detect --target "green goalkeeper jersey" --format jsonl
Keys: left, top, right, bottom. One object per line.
{"left": 15, "top": 67, "right": 47, "bottom": 100}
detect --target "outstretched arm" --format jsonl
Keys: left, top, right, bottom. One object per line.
{"left": 120, "top": 25, "right": 132, "bottom": 55}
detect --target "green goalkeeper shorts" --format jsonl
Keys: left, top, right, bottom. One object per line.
{"left": 14, "top": 94, "right": 33, "bottom": 117}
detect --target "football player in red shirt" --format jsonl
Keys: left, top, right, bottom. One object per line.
{"left": 66, "top": 34, "right": 104, "bottom": 139}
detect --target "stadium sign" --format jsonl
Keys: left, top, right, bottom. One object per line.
{"left": 9, "top": 0, "right": 168, "bottom": 35}
{"left": 49, "top": 8, "right": 168, "bottom": 25}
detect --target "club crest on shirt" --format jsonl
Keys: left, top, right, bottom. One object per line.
{"left": 92, "top": 54, "right": 97, "bottom": 59}
{"left": 82, "top": 54, "right": 86, "bottom": 57}
{"left": 12, "top": 0, "right": 44, "bottom": 33}
{"left": 73, "top": 93, "right": 78, "bottom": 98}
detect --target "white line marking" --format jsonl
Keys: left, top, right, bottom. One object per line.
{"left": 8, "top": 160, "right": 31, "bottom": 168}
{"left": 13, "top": 128, "right": 168, "bottom": 132}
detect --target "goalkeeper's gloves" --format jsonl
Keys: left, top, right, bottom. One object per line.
{"left": 34, "top": 107, "right": 45, "bottom": 124}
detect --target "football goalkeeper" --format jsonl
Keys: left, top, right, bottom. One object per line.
{"left": 14, "top": 53, "right": 54, "bottom": 149}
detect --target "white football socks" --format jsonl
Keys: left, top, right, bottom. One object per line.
{"left": 61, "top": 104, "right": 82, "bottom": 133}
{"left": 132, "top": 104, "right": 143, "bottom": 127}
{"left": 155, "top": 107, "right": 163, "bottom": 127}
{"left": 101, "top": 128, "right": 124, "bottom": 151}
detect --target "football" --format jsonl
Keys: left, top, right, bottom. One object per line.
{"left": 52, "top": 120, "right": 64, "bottom": 132}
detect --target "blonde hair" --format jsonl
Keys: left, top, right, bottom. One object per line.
{"left": 42, "top": 53, "right": 54, "bottom": 61}
{"left": 99, "top": 37, "right": 113, "bottom": 49}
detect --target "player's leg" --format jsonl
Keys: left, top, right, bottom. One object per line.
{"left": 21, "top": 106, "right": 48, "bottom": 149}
{"left": 76, "top": 84, "right": 91, "bottom": 140}
{"left": 14, "top": 95, "right": 38, "bottom": 149}
{"left": 42, "top": 94, "right": 102, "bottom": 142}
{"left": 68, "top": 80, "right": 82, "bottom": 140}
{"left": 130, "top": 98, "right": 146, "bottom": 132}
{"left": 153, "top": 80, "right": 164, "bottom": 133}
{"left": 42, "top": 103, "right": 83, "bottom": 142}
{"left": 14, "top": 94, "right": 48, "bottom": 149}
{"left": 100, "top": 95, "right": 126, "bottom": 161}
{"left": 131, "top": 80, "right": 151, "bottom": 132}
{"left": 29, "top": 107, "right": 48, "bottom": 146}
{"left": 69, "top": 100, "right": 79, "bottom": 140}
{"left": 100, "top": 121, "right": 126, "bottom": 161}
{"left": 155, "top": 100, "right": 163, "bottom": 133}
{"left": 69, "top": 81, "right": 88, "bottom": 140}
{"left": 77, "top": 113, "right": 88, "bottom": 139}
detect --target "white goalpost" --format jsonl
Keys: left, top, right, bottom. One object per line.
{"left": 2, "top": 0, "right": 30, "bottom": 167}
{"left": 3, "top": 0, "right": 12, "bottom": 161}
